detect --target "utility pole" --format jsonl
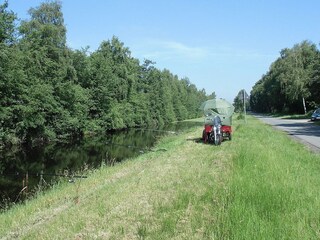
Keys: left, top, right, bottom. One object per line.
{"left": 243, "top": 89, "right": 247, "bottom": 123}
{"left": 302, "top": 97, "right": 307, "bottom": 115}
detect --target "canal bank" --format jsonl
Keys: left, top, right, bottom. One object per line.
{"left": 0, "top": 123, "right": 231, "bottom": 239}
{"left": 0, "top": 120, "right": 203, "bottom": 210}
{"left": 3, "top": 116, "right": 320, "bottom": 239}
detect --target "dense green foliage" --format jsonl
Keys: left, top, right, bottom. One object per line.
{"left": 0, "top": 1, "right": 208, "bottom": 146}
{"left": 250, "top": 40, "right": 320, "bottom": 113}
{"left": 233, "top": 89, "right": 250, "bottom": 113}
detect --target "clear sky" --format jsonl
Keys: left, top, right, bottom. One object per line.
{"left": 6, "top": 0, "right": 320, "bottom": 102}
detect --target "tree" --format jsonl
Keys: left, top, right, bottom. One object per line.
{"left": 16, "top": 1, "right": 85, "bottom": 143}
{"left": 250, "top": 40, "right": 319, "bottom": 114}
{"left": 207, "top": 91, "right": 216, "bottom": 100}
{"left": 277, "top": 41, "right": 317, "bottom": 113}
{"left": 19, "top": 0, "right": 68, "bottom": 83}
{"left": 234, "top": 89, "right": 250, "bottom": 113}
{"left": 308, "top": 49, "right": 320, "bottom": 108}
{"left": 0, "top": 0, "right": 208, "bottom": 145}
{"left": 0, "top": 1, "right": 16, "bottom": 45}
{"left": 0, "top": 2, "right": 25, "bottom": 144}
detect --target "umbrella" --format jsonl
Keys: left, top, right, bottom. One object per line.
{"left": 200, "top": 98, "right": 235, "bottom": 116}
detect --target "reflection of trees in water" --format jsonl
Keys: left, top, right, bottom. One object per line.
{"left": 0, "top": 121, "right": 202, "bottom": 209}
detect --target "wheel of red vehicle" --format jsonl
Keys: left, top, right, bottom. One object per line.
{"left": 214, "top": 134, "right": 222, "bottom": 145}
{"left": 202, "top": 129, "right": 208, "bottom": 143}
{"left": 229, "top": 133, "right": 232, "bottom": 141}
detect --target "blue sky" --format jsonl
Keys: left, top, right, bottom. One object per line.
{"left": 7, "top": 0, "right": 320, "bottom": 102}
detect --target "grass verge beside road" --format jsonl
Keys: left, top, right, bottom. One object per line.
{"left": 217, "top": 117, "right": 320, "bottom": 239}
{"left": 1, "top": 116, "right": 320, "bottom": 239}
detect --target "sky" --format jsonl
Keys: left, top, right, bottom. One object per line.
{"left": 6, "top": 0, "right": 320, "bottom": 102}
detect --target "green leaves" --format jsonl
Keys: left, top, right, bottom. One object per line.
{"left": 251, "top": 40, "right": 320, "bottom": 113}
{"left": 233, "top": 89, "right": 250, "bottom": 113}
{"left": 0, "top": 1, "right": 207, "bottom": 146}
{"left": 0, "top": 1, "right": 16, "bottom": 45}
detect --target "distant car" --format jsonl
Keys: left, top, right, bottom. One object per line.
{"left": 311, "top": 108, "right": 320, "bottom": 121}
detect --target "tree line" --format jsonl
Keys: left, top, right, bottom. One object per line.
{"left": 250, "top": 40, "right": 320, "bottom": 114}
{"left": 0, "top": 1, "right": 209, "bottom": 147}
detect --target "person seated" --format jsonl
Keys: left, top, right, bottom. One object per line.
{"left": 212, "top": 115, "right": 221, "bottom": 134}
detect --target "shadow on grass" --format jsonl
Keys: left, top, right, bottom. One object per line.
{"left": 281, "top": 115, "right": 311, "bottom": 120}
{"left": 266, "top": 113, "right": 311, "bottom": 120}
{"left": 313, "top": 121, "right": 320, "bottom": 126}
{"left": 187, "top": 137, "right": 232, "bottom": 146}
{"left": 186, "top": 137, "right": 204, "bottom": 144}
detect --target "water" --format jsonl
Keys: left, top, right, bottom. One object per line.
{"left": 0, "top": 121, "right": 203, "bottom": 210}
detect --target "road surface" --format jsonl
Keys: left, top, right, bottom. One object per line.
{"left": 253, "top": 114, "right": 320, "bottom": 153}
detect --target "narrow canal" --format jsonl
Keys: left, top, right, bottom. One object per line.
{"left": 0, "top": 121, "right": 202, "bottom": 210}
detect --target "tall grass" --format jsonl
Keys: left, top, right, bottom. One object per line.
{"left": 1, "top": 116, "right": 320, "bottom": 239}
{"left": 214, "top": 117, "right": 320, "bottom": 239}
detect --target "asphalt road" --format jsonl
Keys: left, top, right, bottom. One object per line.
{"left": 253, "top": 114, "right": 320, "bottom": 153}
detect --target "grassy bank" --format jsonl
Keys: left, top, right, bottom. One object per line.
{"left": 1, "top": 116, "right": 320, "bottom": 239}
{"left": 217, "top": 117, "right": 320, "bottom": 239}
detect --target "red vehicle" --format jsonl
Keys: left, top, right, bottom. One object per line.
{"left": 202, "top": 124, "right": 232, "bottom": 145}
{"left": 200, "top": 98, "right": 234, "bottom": 145}
{"left": 221, "top": 125, "right": 232, "bottom": 140}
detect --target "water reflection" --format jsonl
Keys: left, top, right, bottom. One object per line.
{"left": 0, "top": 121, "right": 202, "bottom": 209}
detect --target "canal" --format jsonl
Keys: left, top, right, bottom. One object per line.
{"left": 0, "top": 121, "right": 202, "bottom": 210}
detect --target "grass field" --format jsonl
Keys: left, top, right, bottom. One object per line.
{"left": 1, "top": 116, "right": 320, "bottom": 239}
